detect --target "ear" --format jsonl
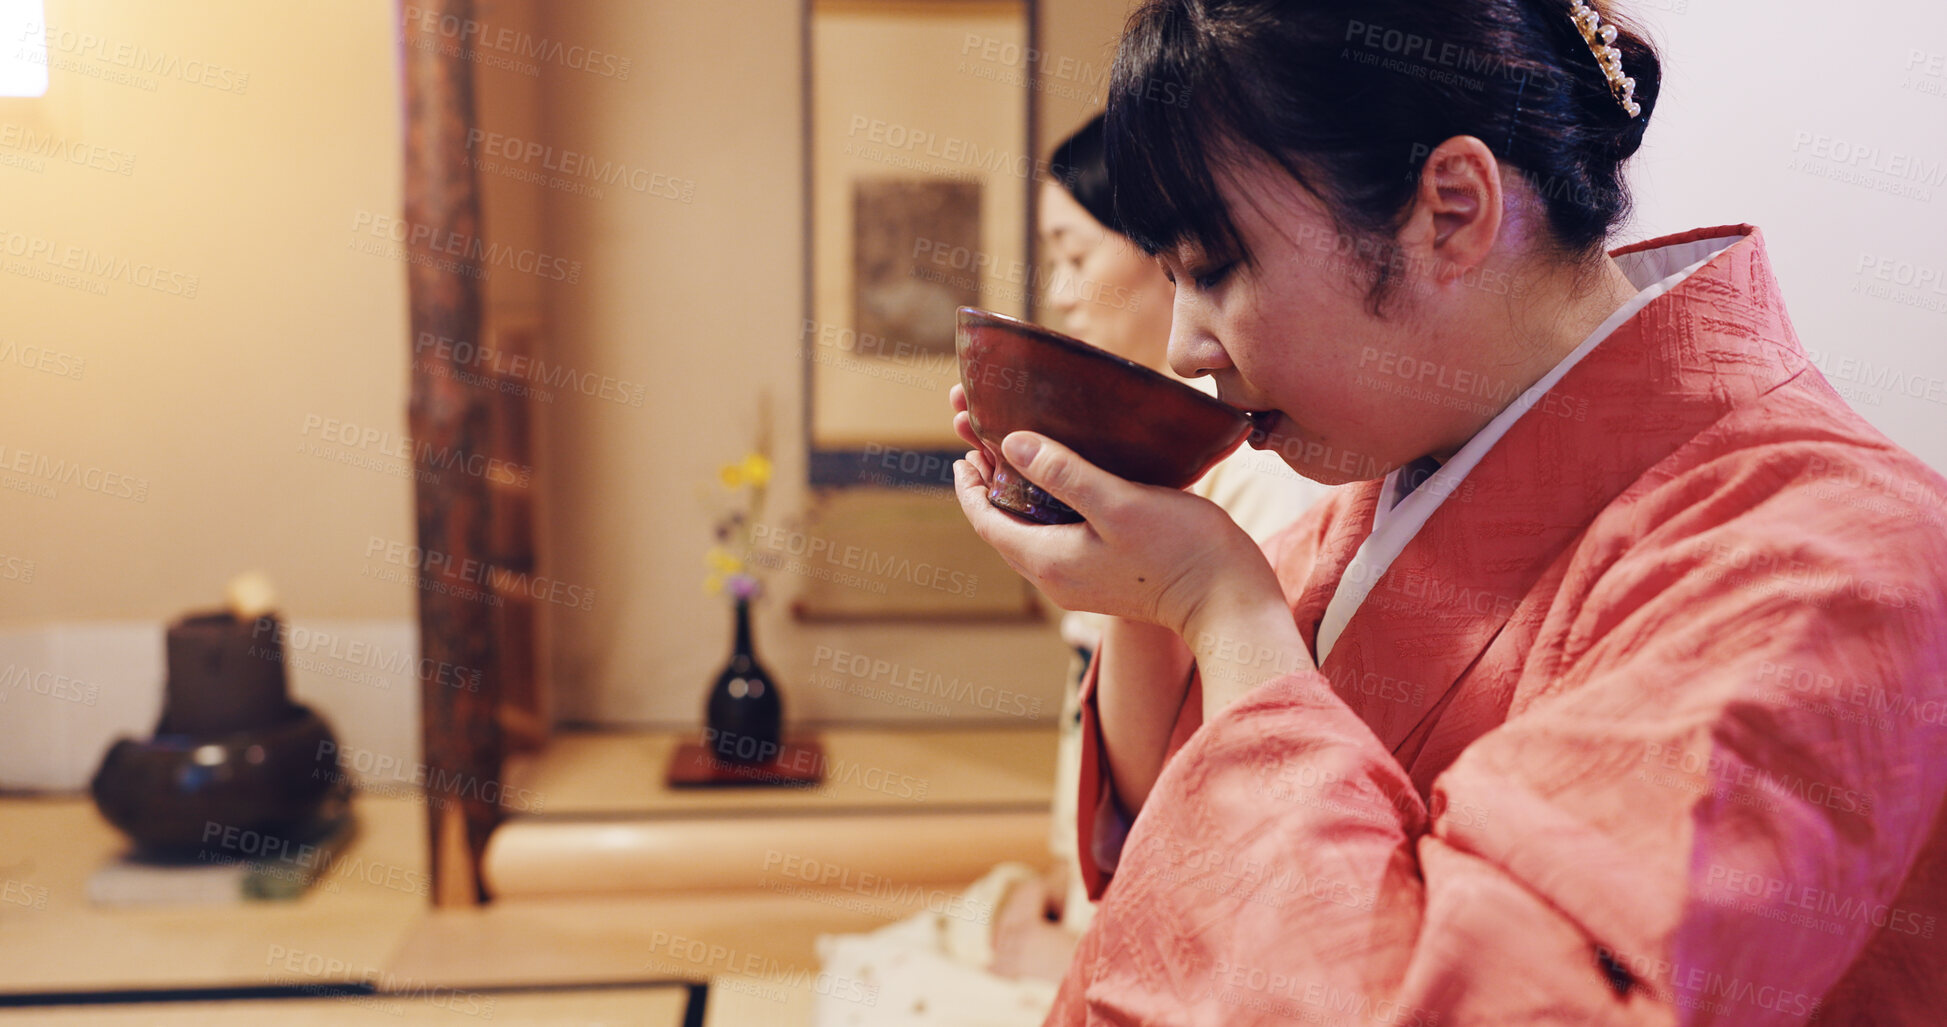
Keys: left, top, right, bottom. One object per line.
{"left": 1398, "top": 136, "right": 1502, "bottom": 286}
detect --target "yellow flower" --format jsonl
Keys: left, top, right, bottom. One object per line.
{"left": 705, "top": 547, "right": 744, "bottom": 575}
{"left": 740, "top": 453, "right": 773, "bottom": 487}
{"left": 719, "top": 463, "right": 745, "bottom": 489}
{"left": 703, "top": 573, "right": 724, "bottom": 595}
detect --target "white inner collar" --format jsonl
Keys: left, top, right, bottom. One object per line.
{"left": 1311, "top": 232, "right": 1740, "bottom": 664}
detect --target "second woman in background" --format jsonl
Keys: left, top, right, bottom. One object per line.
{"left": 815, "top": 114, "right": 1333, "bottom": 1026}
{"left": 990, "top": 111, "right": 1334, "bottom": 981}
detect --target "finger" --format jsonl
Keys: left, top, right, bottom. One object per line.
{"left": 948, "top": 383, "right": 968, "bottom": 415}
{"left": 952, "top": 409, "right": 980, "bottom": 450}
{"left": 955, "top": 460, "right": 1030, "bottom": 566}
{"left": 964, "top": 448, "right": 994, "bottom": 484}
{"left": 1000, "top": 431, "right": 1134, "bottom": 522}
{"left": 953, "top": 459, "right": 1079, "bottom": 581}
{"left": 953, "top": 458, "right": 994, "bottom": 517}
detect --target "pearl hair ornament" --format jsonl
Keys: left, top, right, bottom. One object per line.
{"left": 1568, "top": 0, "right": 1641, "bottom": 118}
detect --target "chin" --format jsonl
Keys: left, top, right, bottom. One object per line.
{"left": 1283, "top": 459, "right": 1379, "bottom": 486}
{"left": 1248, "top": 413, "right": 1391, "bottom": 485}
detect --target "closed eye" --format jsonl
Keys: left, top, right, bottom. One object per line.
{"left": 1194, "top": 263, "right": 1234, "bottom": 291}
{"left": 1160, "top": 262, "right": 1234, "bottom": 291}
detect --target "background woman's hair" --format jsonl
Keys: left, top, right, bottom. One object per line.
{"left": 1104, "top": 0, "right": 1661, "bottom": 310}
{"left": 1049, "top": 113, "right": 1124, "bottom": 235}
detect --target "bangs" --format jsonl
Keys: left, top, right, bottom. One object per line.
{"left": 1102, "top": 2, "right": 1256, "bottom": 262}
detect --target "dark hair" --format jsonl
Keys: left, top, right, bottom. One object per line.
{"left": 1048, "top": 114, "right": 1122, "bottom": 234}
{"left": 1104, "top": 0, "right": 1661, "bottom": 309}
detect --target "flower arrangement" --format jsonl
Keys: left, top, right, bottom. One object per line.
{"left": 704, "top": 450, "right": 773, "bottom": 601}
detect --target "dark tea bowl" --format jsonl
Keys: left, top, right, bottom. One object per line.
{"left": 956, "top": 306, "right": 1253, "bottom": 524}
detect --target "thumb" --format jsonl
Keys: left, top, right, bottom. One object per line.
{"left": 1002, "top": 431, "right": 1126, "bottom": 519}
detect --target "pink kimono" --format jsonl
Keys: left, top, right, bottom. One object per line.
{"left": 1055, "top": 225, "right": 1947, "bottom": 1025}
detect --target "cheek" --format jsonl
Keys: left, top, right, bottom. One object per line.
{"left": 1087, "top": 247, "right": 1158, "bottom": 301}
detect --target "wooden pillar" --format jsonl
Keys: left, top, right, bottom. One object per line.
{"left": 400, "top": 0, "right": 501, "bottom": 906}
{"left": 487, "top": 320, "right": 546, "bottom": 753}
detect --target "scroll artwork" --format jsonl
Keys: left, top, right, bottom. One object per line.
{"left": 852, "top": 177, "right": 981, "bottom": 358}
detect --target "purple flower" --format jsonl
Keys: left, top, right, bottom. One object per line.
{"left": 725, "top": 573, "right": 763, "bottom": 601}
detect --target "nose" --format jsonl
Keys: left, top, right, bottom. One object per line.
{"left": 1166, "top": 291, "right": 1232, "bottom": 380}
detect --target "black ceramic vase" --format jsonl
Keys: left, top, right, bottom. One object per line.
{"left": 705, "top": 597, "right": 783, "bottom": 765}
{"left": 90, "top": 612, "right": 351, "bottom": 858}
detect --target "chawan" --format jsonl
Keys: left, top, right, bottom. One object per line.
{"left": 955, "top": 306, "right": 1252, "bottom": 524}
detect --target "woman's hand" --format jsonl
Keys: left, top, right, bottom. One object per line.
{"left": 949, "top": 384, "right": 1314, "bottom": 716}
{"left": 987, "top": 871, "right": 1078, "bottom": 984}
{"left": 952, "top": 433, "right": 1242, "bottom": 633}
{"left": 948, "top": 384, "right": 1264, "bottom": 631}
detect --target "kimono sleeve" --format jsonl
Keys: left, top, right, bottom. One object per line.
{"left": 1050, "top": 471, "right": 1947, "bottom": 1024}
{"left": 1070, "top": 643, "right": 1202, "bottom": 901}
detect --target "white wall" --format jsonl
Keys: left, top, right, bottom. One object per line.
{"left": 1, "top": 0, "right": 1939, "bottom": 754}
{"left": 1621, "top": 0, "right": 1947, "bottom": 470}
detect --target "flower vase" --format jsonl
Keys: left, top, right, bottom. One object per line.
{"left": 704, "top": 596, "right": 783, "bottom": 765}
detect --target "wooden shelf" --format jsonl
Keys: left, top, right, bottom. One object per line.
{"left": 498, "top": 724, "right": 1057, "bottom": 817}
{"left": 0, "top": 725, "right": 1063, "bottom": 1024}
{"left": 0, "top": 795, "right": 427, "bottom": 996}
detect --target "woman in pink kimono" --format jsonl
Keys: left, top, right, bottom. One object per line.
{"left": 949, "top": 0, "right": 1947, "bottom": 1023}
